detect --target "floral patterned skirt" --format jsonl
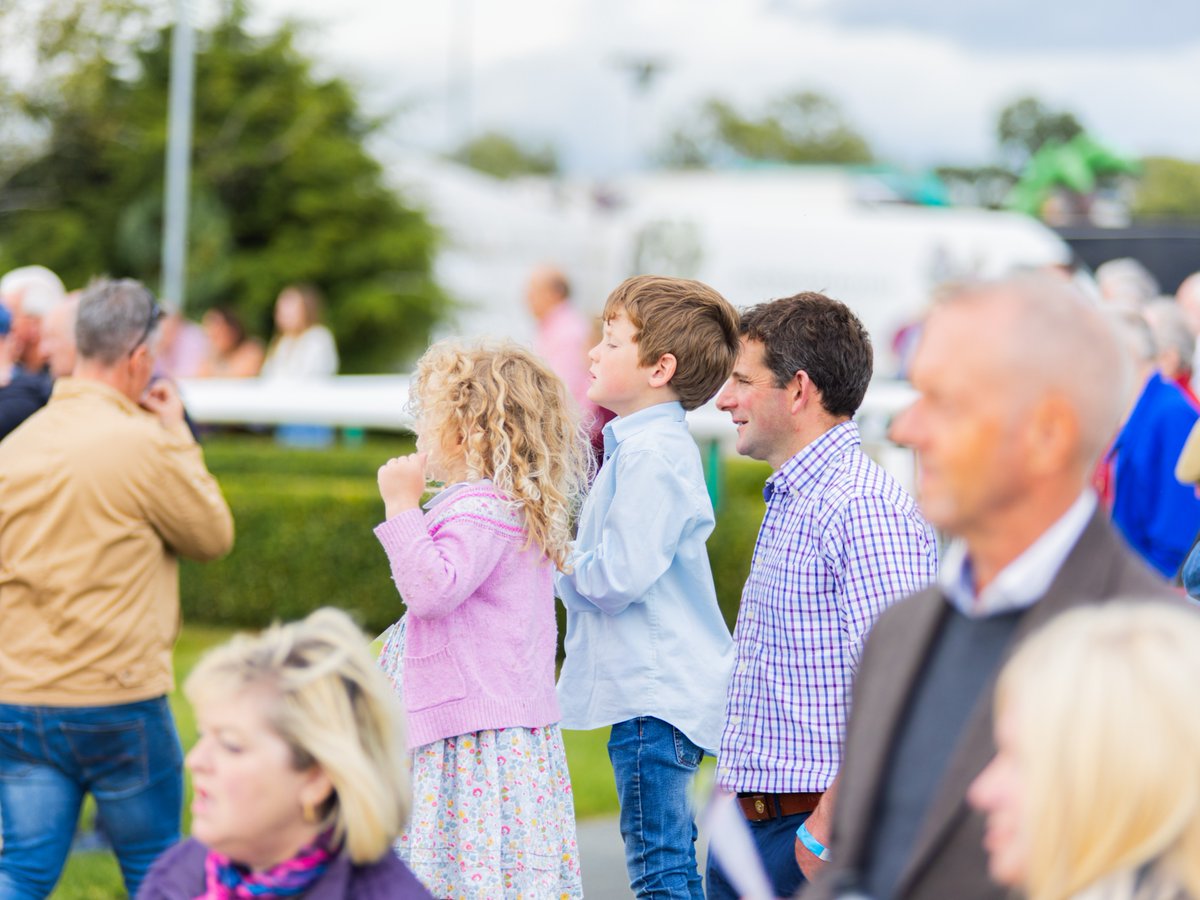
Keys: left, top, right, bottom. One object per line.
{"left": 380, "top": 620, "right": 584, "bottom": 899}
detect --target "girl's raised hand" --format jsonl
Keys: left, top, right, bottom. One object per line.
{"left": 378, "top": 452, "right": 428, "bottom": 519}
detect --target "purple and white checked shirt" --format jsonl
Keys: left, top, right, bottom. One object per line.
{"left": 717, "top": 421, "right": 938, "bottom": 793}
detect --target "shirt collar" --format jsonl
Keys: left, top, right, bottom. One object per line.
{"left": 50, "top": 376, "right": 142, "bottom": 415}
{"left": 764, "top": 420, "right": 860, "bottom": 503}
{"left": 939, "top": 490, "right": 1097, "bottom": 618}
{"left": 602, "top": 401, "right": 686, "bottom": 460}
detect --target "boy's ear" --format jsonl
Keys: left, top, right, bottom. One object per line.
{"left": 647, "top": 352, "right": 677, "bottom": 388}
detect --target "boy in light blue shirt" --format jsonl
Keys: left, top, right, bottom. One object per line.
{"left": 556, "top": 274, "right": 740, "bottom": 899}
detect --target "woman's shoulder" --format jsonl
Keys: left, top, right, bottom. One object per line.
{"left": 343, "top": 852, "right": 434, "bottom": 899}
{"left": 137, "top": 838, "right": 207, "bottom": 898}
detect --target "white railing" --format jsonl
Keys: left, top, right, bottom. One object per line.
{"left": 178, "top": 374, "right": 919, "bottom": 490}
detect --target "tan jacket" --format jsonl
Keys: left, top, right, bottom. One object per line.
{"left": 0, "top": 378, "right": 234, "bottom": 706}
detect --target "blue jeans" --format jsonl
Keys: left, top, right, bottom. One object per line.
{"left": 705, "top": 809, "right": 808, "bottom": 900}
{"left": 0, "top": 696, "right": 184, "bottom": 899}
{"left": 608, "top": 717, "right": 705, "bottom": 900}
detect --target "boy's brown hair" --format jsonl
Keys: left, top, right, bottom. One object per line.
{"left": 602, "top": 275, "right": 740, "bottom": 410}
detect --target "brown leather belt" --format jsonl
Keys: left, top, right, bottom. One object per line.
{"left": 736, "top": 791, "right": 823, "bottom": 822}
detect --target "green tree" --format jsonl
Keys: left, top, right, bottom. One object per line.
{"left": 0, "top": 1, "right": 446, "bottom": 372}
{"left": 1132, "top": 156, "right": 1200, "bottom": 220}
{"left": 996, "top": 95, "right": 1084, "bottom": 166}
{"left": 660, "top": 90, "right": 872, "bottom": 168}
{"left": 449, "top": 130, "right": 558, "bottom": 179}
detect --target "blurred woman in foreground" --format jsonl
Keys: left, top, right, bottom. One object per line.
{"left": 139, "top": 608, "right": 431, "bottom": 899}
{"left": 968, "top": 602, "right": 1200, "bottom": 900}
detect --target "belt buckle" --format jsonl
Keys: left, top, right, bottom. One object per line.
{"left": 754, "top": 797, "right": 766, "bottom": 815}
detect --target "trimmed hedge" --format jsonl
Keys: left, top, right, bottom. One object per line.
{"left": 181, "top": 435, "right": 769, "bottom": 640}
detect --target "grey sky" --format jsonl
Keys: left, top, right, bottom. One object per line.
{"left": 245, "top": 0, "right": 1200, "bottom": 174}
{"left": 820, "top": 0, "right": 1200, "bottom": 52}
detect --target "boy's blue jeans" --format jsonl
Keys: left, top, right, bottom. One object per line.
{"left": 608, "top": 716, "right": 705, "bottom": 900}
{"left": 0, "top": 696, "right": 183, "bottom": 899}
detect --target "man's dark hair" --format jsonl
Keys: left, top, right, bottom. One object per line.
{"left": 741, "top": 292, "right": 873, "bottom": 417}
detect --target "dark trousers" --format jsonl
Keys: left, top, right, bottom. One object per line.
{"left": 705, "top": 809, "right": 808, "bottom": 899}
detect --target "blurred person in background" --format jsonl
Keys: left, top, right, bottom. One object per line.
{"left": 1173, "top": 272, "right": 1200, "bottom": 393}
{"left": 154, "top": 308, "right": 210, "bottom": 380}
{"left": 525, "top": 264, "right": 607, "bottom": 452}
{"left": 0, "top": 293, "right": 79, "bottom": 441}
{"left": 1095, "top": 258, "right": 1159, "bottom": 310}
{"left": 0, "top": 278, "right": 234, "bottom": 898}
{"left": 969, "top": 602, "right": 1200, "bottom": 900}
{"left": 802, "top": 274, "right": 1174, "bottom": 900}
{"left": 1108, "top": 310, "right": 1200, "bottom": 579}
{"left": 1143, "top": 299, "right": 1199, "bottom": 407}
{"left": 526, "top": 265, "right": 596, "bottom": 416}
{"left": 261, "top": 283, "right": 339, "bottom": 447}
{"left": 197, "top": 306, "right": 264, "bottom": 378}
{"left": 261, "top": 283, "right": 338, "bottom": 380}
{"left": 139, "top": 608, "right": 432, "bottom": 899}
{"left": 0, "top": 264, "right": 66, "bottom": 374}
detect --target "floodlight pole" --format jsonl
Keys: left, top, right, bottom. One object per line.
{"left": 161, "top": 0, "right": 195, "bottom": 312}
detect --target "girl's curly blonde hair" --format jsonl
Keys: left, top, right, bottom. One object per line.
{"left": 409, "top": 338, "right": 592, "bottom": 571}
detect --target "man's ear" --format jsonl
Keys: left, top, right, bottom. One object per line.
{"left": 1025, "top": 392, "right": 1080, "bottom": 477}
{"left": 128, "top": 342, "right": 152, "bottom": 378}
{"left": 790, "top": 370, "right": 820, "bottom": 414}
{"left": 647, "top": 352, "right": 677, "bottom": 388}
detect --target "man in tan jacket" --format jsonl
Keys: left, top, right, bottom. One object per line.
{"left": 0, "top": 278, "right": 234, "bottom": 898}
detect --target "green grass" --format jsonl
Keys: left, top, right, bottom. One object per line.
{"left": 51, "top": 625, "right": 622, "bottom": 899}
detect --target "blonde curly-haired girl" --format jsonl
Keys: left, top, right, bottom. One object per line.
{"left": 374, "top": 338, "right": 590, "bottom": 898}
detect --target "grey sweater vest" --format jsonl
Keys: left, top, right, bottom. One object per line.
{"left": 860, "top": 604, "right": 1022, "bottom": 899}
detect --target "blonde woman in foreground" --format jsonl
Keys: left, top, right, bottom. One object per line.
{"left": 969, "top": 602, "right": 1200, "bottom": 900}
{"left": 139, "top": 608, "right": 432, "bottom": 899}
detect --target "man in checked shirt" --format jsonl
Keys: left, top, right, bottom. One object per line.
{"left": 706, "top": 292, "right": 938, "bottom": 899}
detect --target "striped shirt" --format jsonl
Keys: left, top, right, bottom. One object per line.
{"left": 717, "top": 420, "right": 938, "bottom": 793}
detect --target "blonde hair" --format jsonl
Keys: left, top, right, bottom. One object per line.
{"left": 409, "top": 338, "right": 591, "bottom": 571}
{"left": 995, "top": 602, "right": 1200, "bottom": 900}
{"left": 185, "top": 608, "right": 410, "bottom": 864}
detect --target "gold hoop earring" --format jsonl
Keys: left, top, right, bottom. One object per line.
{"left": 302, "top": 799, "right": 318, "bottom": 824}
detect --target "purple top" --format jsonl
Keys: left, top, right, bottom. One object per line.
{"left": 717, "top": 421, "right": 938, "bottom": 793}
{"left": 137, "top": 838, "right": 433, "bottom": 899}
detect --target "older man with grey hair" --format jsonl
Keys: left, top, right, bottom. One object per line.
{"left": 0, "top": 294, "right": 79, "bottom": 441}
{"left": 1142, "top": 298, "right": 1199, "bottom": 405}
{"left": 0, "top": 278, "right": 234, "bottom": 897}
{"left": 802, "top": 274, "right": 1174, "bottom": 900}
{"left": 0, "top": 264, "right": 67, "bottom": 374}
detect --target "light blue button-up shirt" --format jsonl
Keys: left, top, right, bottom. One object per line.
{"left": 555, "top": 401, "right": 733, "bottom": 752}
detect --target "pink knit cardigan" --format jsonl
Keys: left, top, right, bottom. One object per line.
{"left": 374, "top": 482, "right": 562, "bottom": 749}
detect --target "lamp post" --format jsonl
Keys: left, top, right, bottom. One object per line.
{"left": 161, "top": 0, "right": 195, "bottom": 311}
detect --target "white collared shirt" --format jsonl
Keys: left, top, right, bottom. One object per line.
{"left": 939, "top": 491, "right": 1097, "bottom": 618}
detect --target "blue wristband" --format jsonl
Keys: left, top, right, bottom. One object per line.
{"left": 796, "top": 819, "right": 832, "bottom": 861}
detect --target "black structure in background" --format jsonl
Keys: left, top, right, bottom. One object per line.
{"left": 1056, "top": 222, "right": 1200, "bottom": 295}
